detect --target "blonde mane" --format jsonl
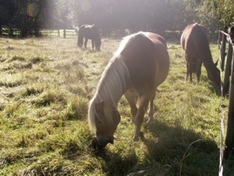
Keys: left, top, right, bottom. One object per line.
{"left": 88, "top": 49, "right": 131, "bottom": 133}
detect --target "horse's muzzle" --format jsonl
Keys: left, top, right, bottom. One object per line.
{"left": 92, "top": 137, "right": 114, "bottom": 149}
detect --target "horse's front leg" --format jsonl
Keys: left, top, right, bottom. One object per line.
{"left": 132, "top": 94, "right": 150, "bottom": 141}
{"left": 91, "top": 40, "right": 94, "bottom": 50}
{"left": 124, "top": 90, "right": 138, "bottom": 122}
{"left": 84, "top": 38, "right": 88, "bottom": 48}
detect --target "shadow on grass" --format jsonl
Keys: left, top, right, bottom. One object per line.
{"left": 223, "top": 151, "right": 234, "bottom": 176}
{"left": 94, "top": 149, "right": 138, "bottom": 175}
{"left": 93, "top": 119, "right": 220, "bottom": 176}
{"left": 142, "top": 120, "right": 219, "bottom": 175}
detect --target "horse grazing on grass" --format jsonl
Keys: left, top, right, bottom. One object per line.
{"left": 77, "top": 24, "right": 101, "bottom": 51}
{"left": 88, "top": 31, "right": 170, "bottom": 148}
{"left": 180, "top": 23, "right": 221, "bottom": 93}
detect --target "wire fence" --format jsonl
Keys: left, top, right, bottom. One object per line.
{"left": 0, "top": 28, "right": 78, "bottom": 38}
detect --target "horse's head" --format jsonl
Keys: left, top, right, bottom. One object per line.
{"left": 95, "top": 38, "right": 101, "bottom": 51}
{"left": 93, "top": 100, "right": 120, "bottom": 148}
{"left": 207, "top": 63, "right": 222, "bottom": 95}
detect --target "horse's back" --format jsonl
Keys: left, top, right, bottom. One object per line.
{"left": 146, "top": 32, "right": 170, "bottom": 86}
{"left": 121, "top": 32, "right": 169, "bottom": 90}
{"left": 181, "top": 23, "right": 210, "bottom": 57}
{"left": 145, "top": 32, "right": 167, "bottom": 47}
{"left": 80, "top": 24, "right": 99, "bottom": 39}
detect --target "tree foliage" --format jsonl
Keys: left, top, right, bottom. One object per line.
{"left": 0, "top": 0, "right": 233, "bottom": 37}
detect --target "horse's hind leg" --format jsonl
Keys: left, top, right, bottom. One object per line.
{"left": 148, "top": 91, "right": 155, "bottom": 123}
{"left": 91, "top": 40, "right": 94, "bottom": 50}
{"left": 196, "top": 61, "right": 202, "bottom": 83}
{"left": 186, "top": 66, "right": 193, "bottom": 82}
{"left": 185, "top": 54, "right": 192, "bottom": 82}
{"left": 124, "top": 90, "right": 137, "bottom": 122}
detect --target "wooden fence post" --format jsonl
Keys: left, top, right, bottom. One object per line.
{"left": 218, "top": 30, "right": 223, "bottom": 49}
{"left": 224, "top": 45, "right": 234, "bottom": 159}
{"left": 63, "top": 29, "right": 66, "bottom": 38}
{"left": 223, "top": 42, "right": 233, "bottom": 95}
{"left": 224, "top": 26, "right": 234, "bottom": 159}
{"left": 220, "top": 27, "right": 228, "bottom": 71}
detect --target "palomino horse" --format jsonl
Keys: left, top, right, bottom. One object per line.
{"left": 77, "top": 24, "right": 101, "bottom": 51}
{"left": 180, "top": 23, "right": 221, "bottom": 93}
{"left": 88, "top": 31, "right": 170, "bottom": 148}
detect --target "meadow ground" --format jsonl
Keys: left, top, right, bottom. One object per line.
{"left": 0, "top": 36, "right": 233, "bottom": 175}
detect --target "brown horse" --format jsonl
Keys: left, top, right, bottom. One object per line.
{"left": 77, "top": 24, "right": 101, "bottom": 51}
{"left": 180, "top": 23, "right": 221, "bottom": 93}
{"left": 88, "top": 31, "right": 170, "bottom": 148}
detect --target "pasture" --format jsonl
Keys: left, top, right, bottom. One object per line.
{"left": 0, "top": 36, "right": 231, "bottom": 175}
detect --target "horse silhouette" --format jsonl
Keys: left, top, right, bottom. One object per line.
{"left": 77, "top": 24, "right": 101, "bottom": 51}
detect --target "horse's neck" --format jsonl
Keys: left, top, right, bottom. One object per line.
{"left": 95, "top": 55, "right": 130, "bottom": 106}
{"left": 201, "top": 49, "right": 217, "bottom": 73}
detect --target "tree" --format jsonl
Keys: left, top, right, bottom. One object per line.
{"left": 1, "top": 0, "right": 233, "bottom": 38}
{"left": 0, "top": 0, "right": 15, "bottom": 36}
{"left": 198, "top": 0, "right": 234, "bottom": 27}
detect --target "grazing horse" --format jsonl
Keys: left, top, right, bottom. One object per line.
{"left": 180, "top": 23, "right": 221, "bottom": 92}
{"left": 77, "top": 24, "right": 101, "bottom": 51}
{"left": 88, "top": 31, "right": 170, "bottom": 148}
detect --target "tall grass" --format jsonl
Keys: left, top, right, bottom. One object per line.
{"left": 0, "top": 37, "right": 232, "bottom": 175}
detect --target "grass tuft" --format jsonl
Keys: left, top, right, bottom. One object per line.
{"left": 64, "top": 97, "right": 88, "bottom": 120}
{"left": 33, "top": 89, "right": 66, "bottom": 107}
{"left": 22, "top": 85, "right": 44, "bottom": 97}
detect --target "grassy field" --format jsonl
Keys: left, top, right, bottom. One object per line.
{"left": 0, "top": 36, "right": 232, "bottom": 175}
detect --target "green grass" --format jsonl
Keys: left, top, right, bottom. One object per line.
{"left": 0, "top": 37, "right": 232, "bottom": 175}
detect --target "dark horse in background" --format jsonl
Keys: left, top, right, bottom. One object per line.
{"left": 180, "top": 23, "right": 221, "bottom": 94}
{"left": 77, "top": 24, "right": 101, "bottom": 51}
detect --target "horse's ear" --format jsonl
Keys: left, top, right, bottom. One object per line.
{"left": 95, "top": 100, "right": 104, "bottom": 113}
{"left": 214, "top": 60, "right": 219, "bottom": 67}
